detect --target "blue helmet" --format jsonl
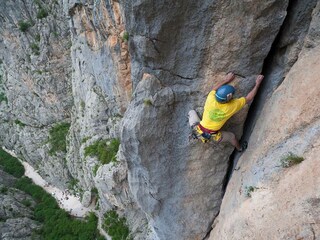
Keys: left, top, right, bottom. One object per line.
{"left": 215, "top": 85, "right": 235, "bottom": 103}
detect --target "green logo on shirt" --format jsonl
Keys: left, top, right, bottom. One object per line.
{"left": 209, "top": 109, "right": 226, "bottom": 122}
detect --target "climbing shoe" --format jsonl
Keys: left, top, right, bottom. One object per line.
{"left": 238, "top": 141, "right": 248, "bottom": 152}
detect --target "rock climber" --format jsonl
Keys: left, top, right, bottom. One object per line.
{"left": 189, "top": 72, "right": 264, "bottom": 151}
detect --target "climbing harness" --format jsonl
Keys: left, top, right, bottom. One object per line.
{"left": 190, "top": 123, "right": 221, "bottom": 143}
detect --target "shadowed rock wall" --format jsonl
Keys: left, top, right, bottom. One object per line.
{"left": 210, "top": 1, "right": 320, "bottom": 239}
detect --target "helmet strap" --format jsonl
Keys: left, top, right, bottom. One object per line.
{"left": 226, "top": 93, "right": 233, "bottom": 102}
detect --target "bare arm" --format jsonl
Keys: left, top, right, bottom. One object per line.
{"left": 212, "top": 72, "right": 235, "bottom": 91}
{"left": 245, "top": 75, "right": 264, "bottom": 103}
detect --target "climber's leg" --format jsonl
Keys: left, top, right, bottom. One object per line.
{"left": 188, "top": 110, "right": 200, "bottom": 128}
{"left": 220, "top": 131, "right": 243, "bottom": 151}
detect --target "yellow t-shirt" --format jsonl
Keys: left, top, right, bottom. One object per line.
{"left": 200, "top": 90, "right": 246, "bottom": 131}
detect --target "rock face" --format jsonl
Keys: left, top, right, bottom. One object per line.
{"left": 121, "top": 0, "right": 290, "bottom": 239}
{"left": 0, "top": 169, "right": 41, "bottom": 240}
{"left": 209, "top": 2, "right": 320, "bottom": 239}
{"left": 1, "top": 0, "right": 320, "bottom": 240}
{"left": 0, "top": 0, "right": 73, "bottom": 188}
{"left": 65, "top": 0, "right": 131, "bottom": 195}
{"left": 63, "top": 1, "right": 152, "bottom": 238}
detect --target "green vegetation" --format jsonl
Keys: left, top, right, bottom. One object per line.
{"left": 81, "top": 136, "right": 91, "bottom": 144}
{"left": 37, "top": 8, "right": 48, "bottom": 19}
{"left": 143, "top": 99, "right": 152, "bottom": 106}
{"left": 14, "top": 119, "right": 26, "bottom": 127}
{"left": 35, "top": 34, "right": 41, "bottom": 42}
{"left": 52, "top": 31, "right": 59, "bottom": 37}
{"left": 93, "top": 164, "right": 100, "bottom": 176}
{"left": 244, "top": 185, "right": 256, "bottom": 198}
{"left": 0, "top": 149, "right": 25, "bottom": 178}
{"left": 1, "top": 186, "right": 8, "bottom": 194}
{"left": 21, "top": 199, "right": 32, "bottom": 207}
{"left": 0, "top": 148, "right": 103, "bottom": 239}
{"left": 80, "top": 100, "right": 85, "bottom": 110}
{"left": 48, "top": 122, "right": 70, "bottom": 155}
{"left": 84, "top": 138, "right": 120, "bottom": 164}
{"left": 30, "top": 43, "right": 40, "bottom": 55}
{"left": 281, "top": 152, "right": 304, "bottom": 168}
{"left": 122, "top": 32, "right": 129, "bottom": 42}
{"left": 34, "top": 0, "right": 49, "bottom": 19}
{"left": 91, "top": 187, "right": 99, "bottom": 198}
{"left": 16, "top": 177, "right": 102, "bottom": 239}
{"left": 103, "top": 210, "right": 131, "bottom": 240}
{"left": 0, "top": 93, "right": 7, "bottom": 103}
{"left": 33, "top": 0, "right": 42, "bottom": 6}
{"left": 18, "top": 20, "right": 31, "bottom": 32}
{"left": 68, "top": 178, "right": 79, "bottom": 191}
{"left": 95, "top": 202, "right": 100, "bottom": 211}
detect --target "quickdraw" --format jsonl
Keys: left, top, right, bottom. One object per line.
{"left": 191, "top": 124, "right": 213, "bottom": 143}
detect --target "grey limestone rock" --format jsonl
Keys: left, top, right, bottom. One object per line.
{"left": 0, "top": 169, "right": 41, "bottom": 239}
{"left": 81, "top": 190, "right": 92, "bottom": 207}
{"left": 3, "top": 0, "right": 319, "bottom": 239}
{"left": 121, "top": 0, "right": 289, "bottom": 239}
{"left": 209, "top": 1, "right": 320, "bottom": 239}
{"left": 0, "top": 0, "right": 73, "bottom": 188}
{"left": 0, "top": 218, "right": 40, "bottom": 240}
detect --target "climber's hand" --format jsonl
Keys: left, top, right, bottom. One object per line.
{"left": 226, "top": 72, "right": 235, "bottom": 83}
{"left": 256, "top": 75, "right": 264, "bottom": 85}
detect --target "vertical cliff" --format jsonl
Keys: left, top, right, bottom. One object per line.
{"left": 210, "top": 1, "right": 320, "bottom": 239}
{"left": 0, "top": 0, "right": 73, "bottom": 187}
{"left": 66, "top": 0, "right": 131, "bottom": 203}
{"left": 121, "top": 1, "right": 289, "bottom": 239}
{"left": 65, "top": 1, "right": 150, "bottom": 237}
{"left": 1, "top": 0, "right": 319, "bottom": 239}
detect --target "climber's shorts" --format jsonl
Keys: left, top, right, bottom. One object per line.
{"left": 195, "top": 125, "right": 222, "bottom": 142}
{"left": 188, "top": 110, "right": 234, "bottom": 143}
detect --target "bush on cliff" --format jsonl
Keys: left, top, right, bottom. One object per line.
{"left": 37, "top": 8, "right": 48, "bottom": 19}
{"left": 244, "top": 185, "right": 256, "bottom": 197}
{"left": 103, "top": 210, "right": 131, "bottom": 240}
{"left": 0, "top": 92, "right": 7, "bottom": 103}
{"left": 122, "top": 31, "right": 129, "bottom": 42}
{"left": 30, "top": 43, "right": 40, "bottom": 55}
{"left": 280, "top": 152, "right": 304, "bottom": 168}
{"left": 18, "top": 20, "right": 31, "bottom": 32}
{"left": 84, "top": 138, "right": 120, "bottom": 164}
{"left": 48, "top": 122, "right": 70, "bottom": 155}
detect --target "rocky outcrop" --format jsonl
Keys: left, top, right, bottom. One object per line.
{"left": 66, "top": 0, "right": 131, "bottom": 192}
{"left": 121, "top": 1, "right": 289, "bottom": 239}
{"left": 0, "top": 169, "right": 41, "bottom": 240}
{"left": 209, "top": 2, "right": 320, "bottom": 239}
{"left": 65, "top": 1, "right": 150, "bottom": 238}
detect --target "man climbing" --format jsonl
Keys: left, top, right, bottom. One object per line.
{"left": 189, "top": 72, "right": 264, "bottom": 152}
